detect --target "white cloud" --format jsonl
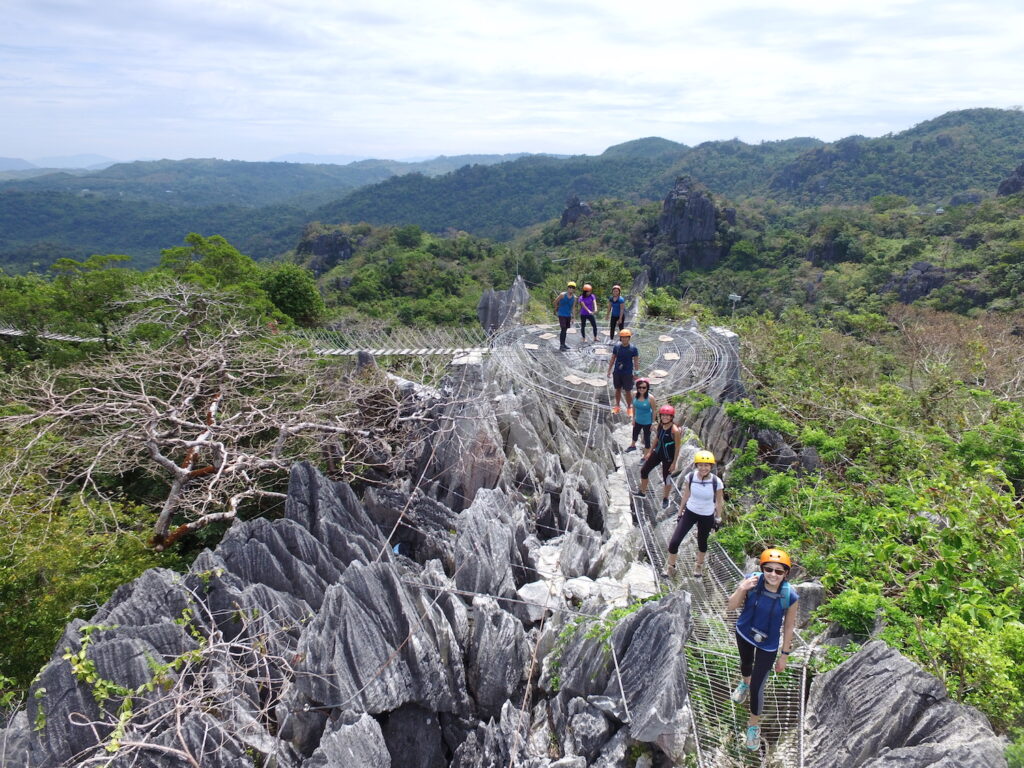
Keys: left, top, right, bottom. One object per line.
{"left": 1, "top": 0, "right": 1022, "bottom": 160}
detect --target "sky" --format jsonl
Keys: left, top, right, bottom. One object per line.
{"left": 2, "top": 0, "right": 1023, "bottom": 164}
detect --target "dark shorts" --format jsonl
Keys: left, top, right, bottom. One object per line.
{"left": 612, "top": 371, "right": 633, "bottom": 390}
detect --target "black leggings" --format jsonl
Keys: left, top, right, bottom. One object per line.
{"left": 580, "top": 314, "right": 597, "bottom": 339}
{"left": 558, "top": 316, "right": 572, "bottom": 346}
{"left": 736, "top": 632, "right": 777, "bottom": 716}
{"left": 631, "top": 423, "right": 651, "bottom": 449}
{"left": 610, "top": 314, "right": 625, "bottom": 338}
{"left": 667, "top": 508, "right": 715, "bottom": 554}
{"left": 639, "top": 451, "right": 672, "bottom": 485}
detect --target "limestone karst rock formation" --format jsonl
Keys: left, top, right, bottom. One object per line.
{"left": 0, "top": 307, "right": 1008, "bottom": 768}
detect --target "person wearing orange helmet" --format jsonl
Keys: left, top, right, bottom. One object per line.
{"left": 637, "top": 404, "right": 682, "bottom": 507}
{"left": 664, "top": 449, "right": 724, "bottom": 578}
{"left": 607, "top": 284, "right": 626, "bottom": 340}
{"left": 606, "top": 328, "right": 639, "bottom": 415}
{"left": 726, "top": 548, "right": 799, "bottom": 752}
{"left": 578, "top": 283, "right": 598, "bottom": 343}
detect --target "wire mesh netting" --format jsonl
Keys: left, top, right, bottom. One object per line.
{"left": 488, "top": 321, "right": 737, "bottom": 410}
{"left": 619, "top": 435, "right": 806, "bottom": 768}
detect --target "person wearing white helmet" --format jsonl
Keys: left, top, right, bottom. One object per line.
{"left": 664, "top": 449, "right": 724, "bottom": 579}
{"left": 607, "top": 284, "right": 626, "bottom": 340}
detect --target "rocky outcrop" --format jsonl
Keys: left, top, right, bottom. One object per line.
{"left": 559, "top": 195, "right": 593, "bottom": 227}
{"left": 805, "top": 641, "right": 1007, "bottom": 768}
{"left": 880, "top": 261, "right": 951, "bottom": 303}
{"left": 997, "top": 162, "right": 1024, "bottom": 196}
{"left": 477, "top": 275, "right": 531, "bottom": 334}
{"left": 650, "top": 178, "right": 725, "bottom": 280}
{"left": 296, "top": 230, "right": 355, "bottom": 276}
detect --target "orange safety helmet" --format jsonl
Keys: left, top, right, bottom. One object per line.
{"left": 619, "top": 328, "right": 632, "bottom": 337}
{"left": 582, "top": 283, "right": 593, "bottom": 292}
{"left": 760, "top": 548, "right": 792, "bottom": 569}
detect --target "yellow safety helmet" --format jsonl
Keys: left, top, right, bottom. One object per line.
{"left": 694, "top": 450, "right": 716, "bottom": 465}
{"left": 567, "top": 281, "right": 577, "bottom": 288}
{"left": 760, "top": 548, "right": 792, "bottom": 569}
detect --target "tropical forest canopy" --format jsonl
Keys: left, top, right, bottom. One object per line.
{"left": 2, "top": 108, "right": 1023, "bottom": 271}
{"left": 1, "top": 107, "right": 1024, "bottom": 762}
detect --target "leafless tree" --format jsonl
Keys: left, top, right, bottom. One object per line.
{"left": 0, "top": 285, "right": 434, "bottom": 549}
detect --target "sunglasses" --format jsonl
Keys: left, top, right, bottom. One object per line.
{"left": 762, "top": 566, "right": 787, "bottom": 575}
{"left": 636, "top": 385, "right": 648, "bottom": 389}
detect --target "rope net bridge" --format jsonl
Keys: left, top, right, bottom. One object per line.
{"left": 623, "top": 447, "right": 808, "bottom": 768}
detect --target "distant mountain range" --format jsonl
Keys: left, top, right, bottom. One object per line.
{"left": 2, "top": 108, "right": 1023, "bottom": 270}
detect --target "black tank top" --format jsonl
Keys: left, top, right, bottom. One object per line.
{"left": 656, "top": 425, "right": 676, "bottom": 459}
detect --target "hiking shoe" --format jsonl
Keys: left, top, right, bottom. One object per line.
{"left": 612, "top": 406, "right": 620, "bottom": 414}
{"left": 660, "top": 566, "right": 676, "bottom": 579}
{"left": 626, "top": 407, "right": 633, "bottom": 417}
{"left": 661, "top": 498, "right": 670, "bottom": 510}
{"left": 693, "top": 569, "right": 704, "bottom": 579}
{"left": 625, "top": 445, "right": 636, "bottom": 453}
{"left": 730, "top": 682, "right": 749, "bottom": 704}
{"left": 744, "top": 724, "right": 760, "bottom": 751}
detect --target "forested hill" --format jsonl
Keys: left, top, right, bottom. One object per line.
{"left": 0, "top": 154, "right": 533, "bottom": 209}
{"left": 313, "top": 137, "right": 823, "bottom": 239}
{"left": 2, "top": 108, "right": 1022, "bottom": 270}
{"left": 318, "top": 109, "right": 1024, "bottom": 238}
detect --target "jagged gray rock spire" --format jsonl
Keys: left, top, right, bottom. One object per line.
{"left": 477, "top": 274, "right": 530, "bottom": 334}
{"left": 804, "top": 641, "right": 1008, "bottom": 768}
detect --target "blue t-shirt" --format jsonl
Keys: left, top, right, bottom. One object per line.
{"left": 633, "top": 395, "right": 653, "bottom": 425}
{"left": 556, "top": 293, "right": 576, "bottom": 317}
{"left": 612, "top": 343, "right": 638, "bottom": 374}
{"left": 735, "top": 574, "right": 798, "bottom": 652}
{"left": 609, "top": 295, "right": 626, "bottom": 317}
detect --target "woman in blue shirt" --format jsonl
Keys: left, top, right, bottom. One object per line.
{"left": 553, "top": 282, "right": 578, "bottom": 350}
{"left": 626, "top": 378, "right": 655, "bottom": 452}
{"left": 607, "top": 285, "right": 626, "bottom": 340}
{"left": 726, "top": 548, "right": 799, "bottom": 752}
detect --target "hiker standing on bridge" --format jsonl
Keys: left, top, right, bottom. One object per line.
{"left": 625, "top": 378, "right": 654, "bottom": 452}
{"left": 607, "top": 284, "right": 626, "bottom": 341}
{"left": 727, "top": 548, "right": 799, "bottom": 752}
{"left": 578, "top": 283, "right": 598, "bottom": 343}
{"left": 637, "top": 404, "right": 682, "bottom": 508}
{"left": 553, "top": 282, "right": 578, "bottom": 351}
{"left": 606, "top": 328, "right": 638, "bottom": 414}
{"left": 664, "top": 450, "right": 724, "bottom": 579}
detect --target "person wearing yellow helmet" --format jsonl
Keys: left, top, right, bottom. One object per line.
{"left": 726, "top": 548, "right": 799, "bottom": 752}
{"left": 606, "top": 328, "right": 639, "bottom": 414}
{"left": 578, "top": 283, "right": 598, "bottom": 343}
{"left": 664, "top": 448, "right": 724, "bottom": 578}
{"left": 553, "top": 282, "right": 579, "bottom": 350}
{"left": 607, "top": 284, "right": 626, "bottom": 340}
